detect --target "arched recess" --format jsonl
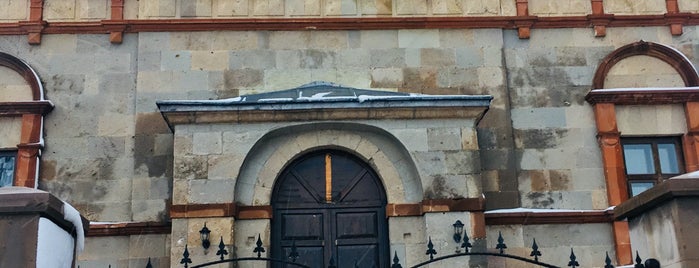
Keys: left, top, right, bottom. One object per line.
{"left": 233, "top": 122, "right": 423, "bottom": 206}
{"left": 587, "top": 41, "right": 699, "bottom": 265}
{"left": 592, "top": 40, "right": 699, "bottom": 89}
{"left": 0, "top": 52, "right": 53, "bottom": 188}
{"left": 271, "top": 149, "right": 389, "bottom": 267}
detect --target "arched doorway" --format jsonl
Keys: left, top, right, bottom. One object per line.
{"left": 272, "top": 149, "right": 389, "bottom": 267}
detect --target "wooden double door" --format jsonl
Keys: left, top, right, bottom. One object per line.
{"left": 272, "top": 150, "right": 389, "bottom": 268}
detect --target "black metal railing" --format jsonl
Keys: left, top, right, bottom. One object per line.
{"left": 166, "top": 232, "right": 661, "bottom": 268}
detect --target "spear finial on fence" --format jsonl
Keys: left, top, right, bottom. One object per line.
{"left": 426, "top": 236, "right": 437, "bottom": 260}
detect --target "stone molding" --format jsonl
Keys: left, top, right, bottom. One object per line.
{"left": 591, "top": 41, "right": 699, "bottom": 90}
{"left": 170, "top": 198, "right": 485, "bottom": 219}
{"left": 586, "top": 88, "right": 699, "bottom": 105}
{"left": 87, "top": 221, "right": 171, "bottom": 237}
{"left": 0, "top": 13, "right": 698, "bottom": 44}
{"left": 485, "top": 210, "right": 614, "bottom": 225}
{"left": 613, "top": 177, "right": 699, "bottom": 220}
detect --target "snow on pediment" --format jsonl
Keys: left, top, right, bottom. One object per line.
{"left": 156, "top": 81, "right": 492, "bottom": 127}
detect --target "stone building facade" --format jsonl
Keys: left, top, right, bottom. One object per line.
{"left": 0, "top": 0, "right": 698, "bottom": 267}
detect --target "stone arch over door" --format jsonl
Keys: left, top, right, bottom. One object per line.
{"left": 271, "top": 149, "right": 390, "bottom": 267}
{"left": 233, "top": 122, "right": 423, "bottom": 206}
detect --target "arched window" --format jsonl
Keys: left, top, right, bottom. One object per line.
{"left": 0, "top": 52, "right": 52, "bottom": 188}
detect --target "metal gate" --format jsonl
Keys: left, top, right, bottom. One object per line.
{"left": 162, "top": 232, "right": 660, "bottom": 268}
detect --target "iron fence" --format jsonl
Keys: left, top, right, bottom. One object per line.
{"left": 163, "top": 232, "right": 660, "bottom": 268}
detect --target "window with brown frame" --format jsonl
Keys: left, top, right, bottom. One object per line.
{"left": 621, "top": 137, "right": 685, "bottom": 196}
{"left": 0, "top": 150, "right": 17, "bottom": 187}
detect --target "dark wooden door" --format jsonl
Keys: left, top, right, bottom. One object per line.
{"left": 272, "top": 150, "right": 389, "bottom": 268}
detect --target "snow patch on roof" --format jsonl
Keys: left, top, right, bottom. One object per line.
{"left": 484, "top": 207, "right": 610, "bottom": 214}
{"left": 590, "top": 86, "right": 699, "bottom": 92}
{"left": 62, "top": 201, "right": 84, "bottom": 254}
{"left": 671, "top": 170, "right": 699, "bottom": 179}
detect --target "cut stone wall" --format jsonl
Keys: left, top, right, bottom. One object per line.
{"left": 0, "top": 66, "right": 33, "bottom": 101}
{"left": 604, "top": 55, "right": 685, "bottom": 88}
{"left": 530, "top": 0, "right": 591, "bottom": 16}
{"left": 126, "top": 0, "right": 513, "bottom": 18}
{"left": 0, "top": 0, "right": 28, "bottom": 21}
{"left": 77, "top": 234, "right": 170, "bottom": 268}
{"left": 45, "top": 0, "right": 111, "bottom": 21}
{"left": 0, "top": 117, "right": 22, "bottom": 148}
{"left": 604, "top": 0, "right": 666, "bottom": 15}
{"left": 679, "top": 0, "right": 699, "bottom": 12}
{"left": 616, "top": 104, "right": 687, "bottom": 136}
{"left": 503, "top": 28, "right": 607, "bottom": 210}
{"left": 0, "top": 22, "right": 698, "bottom": 267}
{"left": 486, "top": 223, "right": 615, "bottom": 267}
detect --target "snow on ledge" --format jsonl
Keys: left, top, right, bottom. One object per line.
{"left": 670, "top": 170, "right": 699, "bottom": 179}
{"left": 484, "top": 207, "right": 614, "bottom": 214}
{"left": 590, "top": 86, "right": 699, "bottom": 92}
{"left": 62, "top": 201, "right": 84, "bottom": 254}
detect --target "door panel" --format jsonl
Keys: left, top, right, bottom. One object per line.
{"left": 337, "top": 244, "right": 379, "bottom": 268}
{"left": 335, "top": 212, "right": 378, "bottom": 239}
{"left": 272, "top": 150, "right": 388, "bottom": 267}
{"left": 281, "top": 213, "right": 324, "bottom": 240}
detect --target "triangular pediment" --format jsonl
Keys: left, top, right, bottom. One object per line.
{"left": 157, "top": 81, "right": 492, "bottom": 128}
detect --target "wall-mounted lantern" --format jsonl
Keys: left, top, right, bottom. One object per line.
{"left": 199, "top": 223, "right": 211, "bottom": 249}
{"left": 452, "top": 220, "right": 464, "bottom": 243}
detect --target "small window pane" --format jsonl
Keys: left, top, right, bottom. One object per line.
{"left": 0, "top": 154, "right": 15, "bottom": 187}
{"left": 623, "top": 144, "right": 655, "bottom": 175}
{"left": 630, "top": 182, "right": 654, "bottom": 196}
{"left": 657, "top": 143, "right": 679, "bottom": 174}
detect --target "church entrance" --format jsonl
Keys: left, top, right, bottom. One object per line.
{"left": 272, "top": 150, "right": 389, "bottom": 267}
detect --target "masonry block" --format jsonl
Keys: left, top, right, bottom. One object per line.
{"left": 77, "top": 0, "right": 109, "bottom": 19}
{"left": 396, "top": 0, "right": 428, "bottom": 15}
{"left": 326, "top": 0, "right": 358, "bottom": 15}
{"left": 360, "top": 0, "right": 392, "bottom": 15}
{"left": 398, "top": 30, "right": 440, "bottom": 48}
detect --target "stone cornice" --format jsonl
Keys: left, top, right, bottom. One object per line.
{"left": 614, "top": 177, "right": 699, "bottom": 220}
{"left": 484, "top": 209, "right": 614, "bottom": 225}
{"left": 585, "top": 88, "right": 699, "bottom": 105}
{"left": 0, "top": 14, "right": 697, "bottom": 36}
{"left": 0, "top": 101, "right": 54, "bottom": 116}
{"left": 87, "top": 221, "right": 171, "bottom": 237}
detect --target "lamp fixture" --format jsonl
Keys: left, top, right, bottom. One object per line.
{"left": 200, "top": 223, "right": 211, "bottom": 249}
{"left": 452, "top": 220, "right": 464, "bottom": 243}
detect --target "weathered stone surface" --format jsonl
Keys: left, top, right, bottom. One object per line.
{"left": 359, "top": 0, "right": 391, "bottom": 15}
{"left": 45, "top": 0, "right": 77, "bottom": 20}
{"left": 181, "top": 0, "right": 213, "bottom": 17}
{"left": 325, "top": 0, "right": 358, "bottom": 15}
{"left": 398, "top": 30, "right": 440, "bottom": 48}
{"left": 0, "top": 0, "right": 28, "bottom": 21}
{"left": 616, "top": 104, "right": 687, "bottom": 135}
{"left": 604, "top": 0, "right": 665, "bottom": 14}
{"left": 396, "top": 0, "right": 428, "bottom": 15}
{"left": 250, "top": 0, "right": 285, "bottom": 16}
{"left": 78, "top": 236, "right": 130, "bottom": 266}
{"left": 679, "top": 0, "right": 699, "bottom": 12}
{"left": 76, "top": 0, "right": 109, "bottom": 20}
{"left": 215, "top": 0, "right": 249, "bottom": 16}
{"left": 432, "top": 0, "right": 462, "bottom": 15}
{"left": 530, "top": 0, "right": 591, "bottom": 16}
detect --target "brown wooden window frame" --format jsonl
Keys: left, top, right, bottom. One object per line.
{"left": 621, "top": 136, "right": 685, "bottom": 196}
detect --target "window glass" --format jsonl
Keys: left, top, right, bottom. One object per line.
{"left": 623, "top": 144, "right": 655, "bottom": 175}
{"left": 630, "top": 182, "right": 654, "bottom": 196}
{"left": 0, "top": 153, "right": 15, "bottom": 187}
{"left": 657, "top": 143, "right": 679, "bottom": 174}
